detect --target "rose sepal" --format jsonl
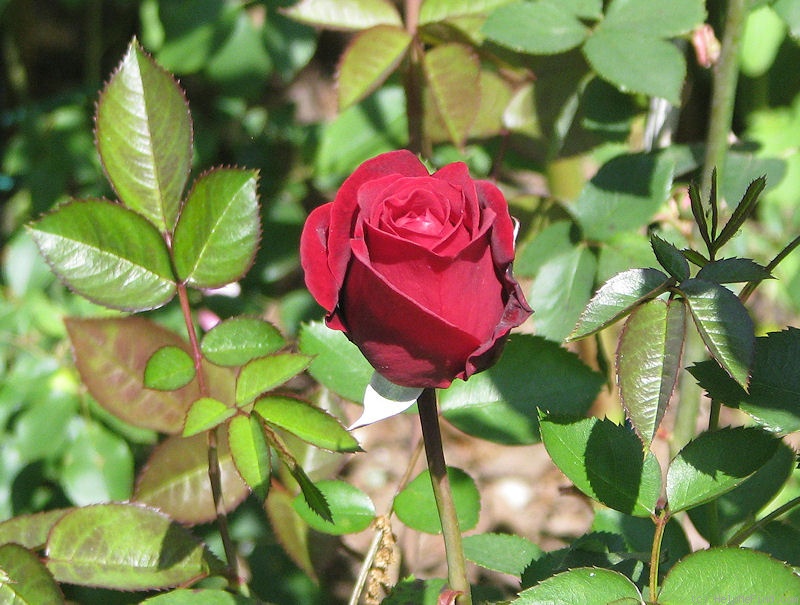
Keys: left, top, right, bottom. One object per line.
{"left": 348, "top": 371, "right": 423, "bottom": 430}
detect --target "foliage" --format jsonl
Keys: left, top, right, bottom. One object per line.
{"left": 1, "top": 0, "right": 800, "bottom": 604}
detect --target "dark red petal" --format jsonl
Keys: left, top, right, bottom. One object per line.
{"left": 475, "top": 180, "right": 516, "bottom": 265}
{"left": 299, "top": 203, "right": 338, "bottom": 312}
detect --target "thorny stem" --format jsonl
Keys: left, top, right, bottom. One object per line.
{"left": 176, "top": 282, "right": 240, "bottom": 588}
{"left": 649, "top": 509, "right": 670, "bottom": 601}
{"left": 418, "top": 388, "right": 472, "bottom": 605}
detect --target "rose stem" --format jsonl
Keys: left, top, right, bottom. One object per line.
{"left": 418, "top": 388, "right": 472, "bottom": 604}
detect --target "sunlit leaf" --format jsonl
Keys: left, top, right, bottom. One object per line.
{"left": 0, "top": 509, "right": 73, "bottom": 551}
{"left": 515, "top": 567, "right": 643, "bottom": 604}
{"left": 463, "top": 533, "right": 542, "bottom": 576}
{"left": 650, "top": 234, "right": 689, "bottom": 281}
{"left": 282, "top": 0, "right": 402, "bottom": 30}
{"left": 482, "top": 0, "right": 589, "bottom": 54}
{"left": 602, "top": 0, "right": 705, "bottom": 38}
{"left": 235, "top": 354, "right": 312, "bottom": 405}
{"left": 419, "top": 0, "right": 517, "bottom": 25}
{"left": 144, "top": 345, "right": 196, "bottom": 391}
{"left": 0, "top": 543, "right": 64, "bottom": 604}
{"left": 394, "top": 467, "right": 480, "bottom": 534}
{"left": 200, "top": 317, "right": 286, "bottom": 367}
{"left": 228, "top": 414, "right": 272, "bottom": 501}
{"left": 182, "top": 397, "right": 236, "bottom": 437}
{"left": 292, "top": 480, "right": 375, "bottom": 535}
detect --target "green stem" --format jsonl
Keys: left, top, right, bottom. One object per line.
{"left": 403, "top": 0, "right": 431, "bottom": 159}
{"left": 649, "top": 509, "right": 669, "bottom": 600}
{"left": 418, "top": 388, "right": 472, "bottom": 605}
{"left": 701, "top": 0, "right": 748, "bottom": 200}
{"left": 727, "top": 495, "right": 800, "bottom": 547}
{"left": 740, "top": 233, "right": 800, "bottom": 303}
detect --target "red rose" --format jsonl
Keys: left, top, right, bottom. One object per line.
{"left": 300, "top": 150, "right": 532, "bottom": 389}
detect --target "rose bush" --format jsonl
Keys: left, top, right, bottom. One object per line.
{"left": 300, "top": 150, "right": 532, "bottom": 388}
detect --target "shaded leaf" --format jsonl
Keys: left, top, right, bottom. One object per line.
{"left": 288, "top": 463, "right": 332, "bottom": 523}
{"left": 650, "top": 234, "right": 689, "bottom": 281}
{"left": 514, "top": 567, "right": 643, "bottom": 604}
{"left": 0, "top": 543, "right": 64, "bottom": 604}
{"left": 394, "top": 467, "right": 480, "bottom": 534}
{"left": 292, "top": 480, "right": 375, "bottom": 535}
{"left": 96, "top": 39, "right": 192, "bottom": 232}
{"left": 145, "top": 345, "right": 196, "bottom": 391}
{"left": 712, "top": 175, "right": 766, "bottom": 253}
{"left": 172, "top": 168, "right": 260, "bottom": 289}
{"left": 235, "top": 353, "right": 312, "bottom": 405}
{"left": 264, "top": 487, "right": 316, "bottom": 581}
{"left": 282, "top": 0, "right": 402, "bottom": 30}
{"left": 28, "top": 200, "right": 176, "bottom": 311}
{"left": 182, "top": 397, "right": 236, "bottom": 437}
{"left": 462, "top": 533, "right": 542, "bottom": 576}
{"left": 142, "top": 588, "right": 261, "bottom": 604}
{"left": 200, "top": 317, "right": 285, "bottom": 367}
{"left": 482, "top": 1, "right": 589, "bottom": 55}
{"left": 228, "top": 414, "right": 271, "bottom": 501}
{"left": 666, "top": 427, "right": 779, "bottom": 513}
{"left": 695, "top": 258, "right": 772, "bottom": 284}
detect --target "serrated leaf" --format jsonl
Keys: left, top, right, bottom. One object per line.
{"left": 394, "top": 467, "right": 480, "bottom": 534}
{"left": 569, "top": 268, "right": 672, "bottom": 340}
{"left": 133, "top": 432, "right": 249, "bottom": 524}
{"left": 666, "top": 427, "right": 779, "bottom": 513}
{"left": 45, "top": 504, "right": 223, "bottom": 590}
{"left": 28, "top": 199, "right": 176, "bottom": 311}
{"left": 292, "top": 480, "right": 375, "bottom": 535}
{"left": 650, "top": 234, "right": 690, "bottom": 281}
{"left": 657, "top": 547, "right": 800, "bottom": 604}
{"left": 688, "top": 181, "right": 712, "bottom": 251}
{"left": 337, "top": 25, "right": 411, "bottom": 111}
{"left": 680, "top": 278, "right": 754, "bottom": 389}
{"left": 182, "top": 397, "right": 236, "bottom": 437}
{"left": 200, "top": 317, "right": 286, "bottom": 367}
{"left": 0, "top": 543, "right": 64, "bottom": 604}
{"left": 514, "top": 567, "right": 643, "bottom": 604}
{"left": 482, "top": 1, "right": 589, "bottom": 55}
{"left": 235, "top": 353, "right": 312, "bottom": 405}
{"left": 96, "top": 39, "right": 192, "bottom": 231}
{"left": 0, "top": 509, "right": 72, "bottom": 550}
{"left": 695, "top": 257, "right": 772, "bottom": 284}
{"left": 145, "top": 345, "right": 196, "bottom": 391}
{"left": 540, "top": 415, "right": 662, "bottom": 517}
{"left": 583, "top": 30, "right": 685, "bottom": 105}
{"left": 712, "top": 175, "right": 766, "bottom": 253}
{"left": 172, "top": 168, "right": 260, "bottom": 289}
{"left": 462, "top": 533, "right": 542, "bottom": 576}
{"left": 282, "top": 0, "right": 402, "bottom": 30}
{"left": 602, "top": 0, "right": 705, "bottom": 38}
{"left": 419, "top": 0, "right": 516, "bottom": 25}
{"left": 423, "top": 43, "right": 481, "bottom": 147}
{"left": 682, "top": 247, "right": 710, "bottom": 267}
{"left": 254, "top": 395, "right": 360, "bottom": 452}
{"left": 228, "top": 414, "right": 271, "bottom": 501}
{"left": 288, "top": 463, "right": 332, "bottom": 523}
{"left": 141, "top": 588, "right": 261, "bottom": 604}
{"left": 617, "top": 299, "right": 686, "bottom": 446}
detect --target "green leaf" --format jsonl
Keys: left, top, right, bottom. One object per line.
{"left": 227, "top": 414, "right": 271, "bottom": 501}
{"left": 282, "top": 0, "right": 402, "bottom": 30}
{"left": 254, "top": 395, "right": 360, "bottom": 453}
{"left": 774, "top": 0, "right": 800, "bottom": 39}
{"left": 298, "top": 320, "right": 373, "bottom": 402}
{"left": 394, "top": 467, "right": 480, "bottom": 534}
{"left": 514, "top": 220, "right": 576, "bottom": 279}
{"left": 583, "top": 30, "right": 685, "bottom": 105}
{"left": 0, "top": 509, "right": 72, "bottom": 550}
{"left": 423, "top": 43, "right": 481, "bottom": 147}
{"left": 172, "top": 168, "right": 260, "bottom": 289}
{"left": 514, "top": 567, "right": 643, "bottom": 604}
{"left": 568, "top": 268, "right": 672, "bottom": 340}
{"left": 617, "top": 299, "right": 686, "bottom": 446}
{"left": 680, "top": 278, "right": 754, "bottom": 389}
{"left": 145, "top": 345, "right": 196, "bottom": 390}
{"left": 419, "top": 0, "right": 517, "bottom": 25}
{"left": 235, "top": 353, "right": 312, "bottom": 405}
{"left": 440, "top": 335, "right": 603, "bottom": 445}
{"left": 650, "top": 234, "right": 690, "bottom": 281}
{"left": 337, "top": 25, "right": 411, "bottom": 111}
{"left": 666, "top": 427, "right": 779, "bottom": 513}
{"left": 742, "top": 520, "right": 800, "bottom": 566}
{"left": 292, "top": 480, "right": 375, "bottom": 535}
{"left": 712, "top": 175, "right": 766, "bottom": 253}
{"left": 540, "top": 415, "right": 662, "bottom": 517}
{"left": 0, "top": 543, "right": 64, "bottom": 604}
{"left": 133, "top": 432, "right": 249, "bottom": 524}
{"left": 96, "top": 39, "right": 192, "bottom": 232}
{"left": 200, "top": 317, "right": 286, "bottom": 367}
{"left": 688, "top": 181, "right": 712, "bottom": 252}
{"left": 689, "top": 328, "right": 800, "bottom": 434}
{"left": 288, "top": 463, "right": 332, "bottom": 523}
{"left": 482, "top": 1, "right": 589, "bottom": 55}
{"left": 570, "top": 152, "right": 675, "bottom": 242}
{"left": 695, "top": 257, "right": 772, "bottom": 284}
{"left": 657, "top": 547, "right": 800, "bottom": 604}
{"left": 182, "top": 397, "right": 236, "bottom": 437}
{"left": 462, "top": 533, "right": 542, "bottom": 576}
{"left": 45, "top": 503, "right": 223, "bottom": 590}
{"left": 142, "top": 588, "right": 261, "bottom": 604}
{"left": 602, "top": 0, "right": 705, "bottom": 38}
{"left": 28, "top": 199, "right": 176, "bottom": 311}
{"left": 264, "top": 487, "right": 316, "bottom": 580}
{"left": 528, "top": 243, "right": 597, "bottom": 343}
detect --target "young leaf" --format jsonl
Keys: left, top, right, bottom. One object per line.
{"left": 235, "top": 353, "right": 312, "bottom": 405}
{"left": 28, "top": 199, "right": 176, "bottom": 311}
{"left": 228, "top": 414, "right": 271, "bottom": 501}
{"left": 682, "top": 247, "right": 709, "bottom": 267}
{"left": 657, "top": 548, "right": 800, "bottom": 603}
{"left": 688, "top": 181, "right": 712, "bottom": 252}
{"left": 144, "top": 345, "right": 196, "bottom": 391}
{"left": 515, "top": 567, "right": 643, "bottom": 604}
{"left": 394, "top": 467, "right": 480, "bottom": 534}
{"left": 45, "top": 504, "right": 223, "bottom": 590}
{"left": 568, "top": 268, "right": 672, "bottom": 340}
{"left": 0, "top": 543, "right": 64, "bottom": 604}
{"left": 539, "top": 415, "right": 662, "bottom": 517}
{"left": 462, "top": 533, "right": 542, "bottom": 577}
{"left": 680, "top": 278, "right": 754, "bottom": 389}
{"left": 666, "top": 427, "right": 779, "bottom": 513}
{"left": 281, "top": 0, "right": 403, "bottom": 30}
{"left": 617, "top": 298, "right": 686, "bottom": 446}
{"left": 650, "top": 234, "right": 690, "bottom": 281}
{"left": 96, "top": 39, "right": 192, "bottom": 232}
{"left": 337, "top": 25, "right": 411, "bottom": 111}
{"left": 482, "top": 1, "right": 589, "bottom": 55}
{"left": 712, "top": 175, "right": 767, "bottom": 254}
{"left": 201, "top": 317, "right": 286, "bottom": 367}
{"left": 291, "top": 480, "right": 375, "bottom": 535}
{"left": 254, "top": 395, "right": 360, "bottom": 453}
{"left": 172, "top": 168, "right": 260, "bottom": 289}
{"left": 133, "top": 432, "right": 249, "bottom": 524}
{"left": 182, "top": 397, "right": 236, "bottom": 437}
{"left": 423, "top": 43, "right": 481, "bottom": 148}
{"left": 695, "top": 257, "right": 772, "bottom": 284}
{"left": 288, "top": 463, "right": 333, "bottom": 523}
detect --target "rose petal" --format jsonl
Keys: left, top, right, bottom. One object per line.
{"left": 476, "top": 180, "right": 516, "bottom": 265}
{"left": 433, "top": 162, "right": 481, "bottom": 236}
{"left": 299, "top": 203, "right": 338, "bottom": 312}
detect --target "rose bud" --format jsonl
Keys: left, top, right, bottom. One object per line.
{"left": 300, "top": 150, "right": 532, "bottom": 389}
